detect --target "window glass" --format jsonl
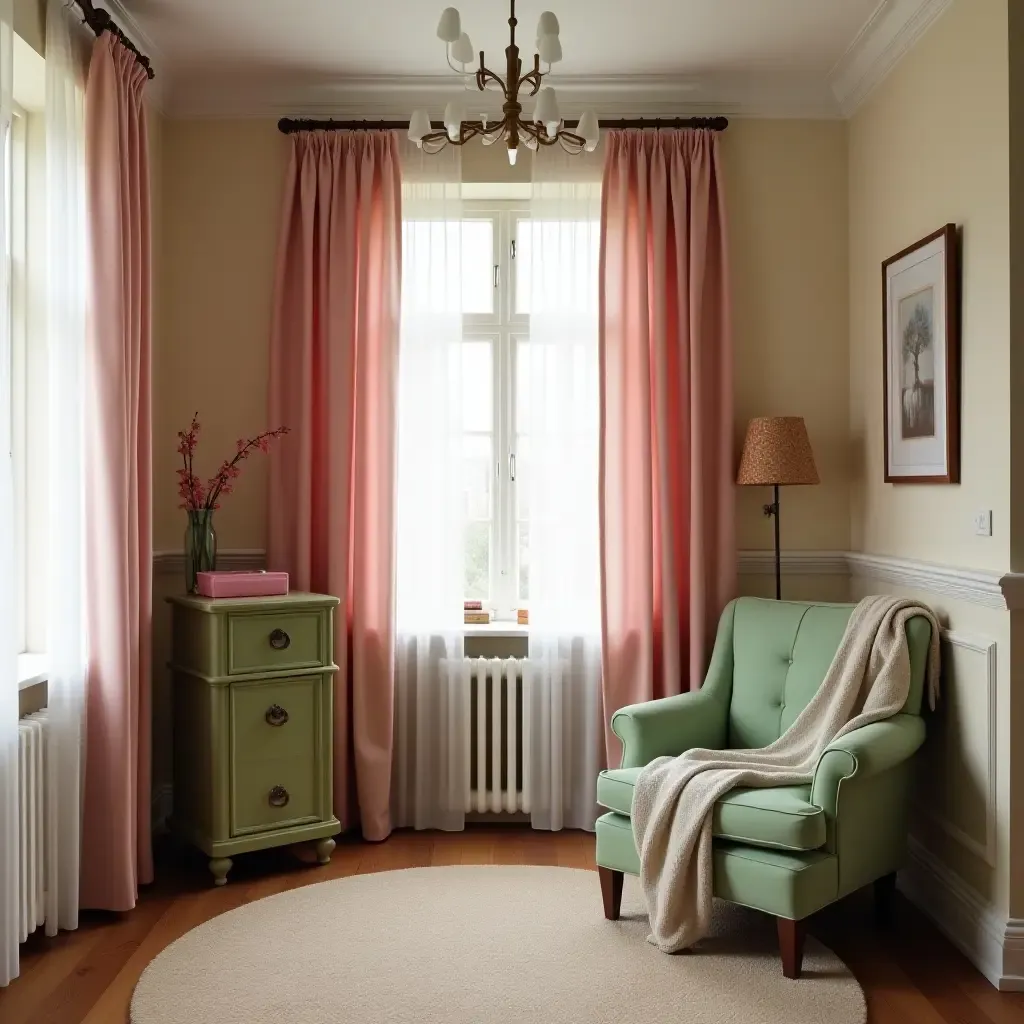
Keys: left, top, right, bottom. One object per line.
{"left": 402, "top": 218, "right": 494, "bottom": 314}
{"left": 515, "top": 218, "right": 599, "bottom": 314}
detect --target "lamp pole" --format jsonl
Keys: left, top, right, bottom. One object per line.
{"left": 764, "top": 484, "right": 781, "bottom": 600}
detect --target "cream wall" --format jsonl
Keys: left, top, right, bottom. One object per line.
{"left": 725, "top": 120, "right": 850, "bottom": 566}
{"left": 155, "top": 119, "right": 288, "bottom": 553}
{"left": 847, "top": 0, "right": 1022, "bottom": 979}
{"left": 14, "top": 0, "right": 43, "bottom": 57}
{"left": 849, "top": 0, "right": 1010, "bottom": 572}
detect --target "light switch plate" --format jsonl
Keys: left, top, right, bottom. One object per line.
{"left": 974, "top": 510, "right": 993, "bottom": 537}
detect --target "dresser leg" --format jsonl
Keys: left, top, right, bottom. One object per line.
{"left": 315, "top": 838, "right": 336, "bottom": 865}
{"left": 209, "top": 857, "right": 233, "bottom": 886}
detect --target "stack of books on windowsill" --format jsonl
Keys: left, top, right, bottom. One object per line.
{"left": 464, "top": 601, "right": 490, "bottom": 625}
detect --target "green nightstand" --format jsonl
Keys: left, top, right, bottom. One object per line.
{"left": 167, "top": 591, "right": 342, "bottom": 885}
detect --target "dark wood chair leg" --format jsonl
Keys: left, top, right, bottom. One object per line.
{"left": 777, "top": 917, "right": 806, "bottom": 979}
{"left": 874, "top": 871, "right": 897, "bottom": 927}
{"left": 599, "top": 867, "right": 624, "bottom": 921}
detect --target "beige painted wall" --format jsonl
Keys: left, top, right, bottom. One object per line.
{"left": 14, "top": 0, "right": 43, "bottom": 57}
{"left": 847, "top": 0, "right": 1020, "bottom": 938}
{"left": 155, "top": 119, "right": 288, "bottom": 553}
{"left": 849, "top": 0, "right": 1010, "bottom": 572}
{"left": 725, "top": 120, "right": 850, "bottom": 559}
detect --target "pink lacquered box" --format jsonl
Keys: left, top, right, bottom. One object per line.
{"left": 196, "top": 571, "right": 289, "bottom": 599}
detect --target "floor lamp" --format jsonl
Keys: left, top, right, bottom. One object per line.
{"left": 737, "top": 417, "right": 819, "bottom": 600}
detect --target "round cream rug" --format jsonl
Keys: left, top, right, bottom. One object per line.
{"left": 131, "top": 866, "right": 865, "bottom": 1024}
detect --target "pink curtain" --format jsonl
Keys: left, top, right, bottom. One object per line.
{"left": 80, "top": 34, "right": 153, "bottom": 910}
{"left": 599, "top": 129, "right": 735, "bottom": 764}
{"left": 267, "top": 132, "right": 401, "bottom": 842}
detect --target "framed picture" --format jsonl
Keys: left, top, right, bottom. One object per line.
{"left": 882, "top": 224, "right": 960, "bottom": 483}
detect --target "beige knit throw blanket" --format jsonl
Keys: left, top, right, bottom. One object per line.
{"left": 632, "top": 595, "right": 940, "bottom": 953}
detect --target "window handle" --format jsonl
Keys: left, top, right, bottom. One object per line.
{"left": 493, "top": 264, "right": 499, "bottom": 288}
{"left": 509, "top": 452, "right": 516, "bottom": 482}
{"left": 510, "top": 239, "right": 517, "bottom": 260}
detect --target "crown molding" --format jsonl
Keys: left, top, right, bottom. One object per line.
{"left": 829, "top": 0, "right": 954, "bottom": 116}
{"left": 161, "top": 70, "right": 843, "bottom": 121}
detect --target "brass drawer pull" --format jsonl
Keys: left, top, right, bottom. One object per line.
{"left": 269, "top": 628, "right": 291, "bottom": 651}
{"left": 268, "top": 786, "right": 290, "bottom": 808}
{"left": 265, "top": 704, "right": 289, "bottom": 727}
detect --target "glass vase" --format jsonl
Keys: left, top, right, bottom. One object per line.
{"left": 184, "top": 509, "right": 217, "bottom": 593}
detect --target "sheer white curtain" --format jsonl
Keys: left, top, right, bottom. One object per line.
{"left": 392, "top": 141, "right": 469, "bottom": 831}
{"left": 525, "top": 145, "right": 604, "bottom": 831}
{"left": 44, "top": 0, "right": 90, "bottom": 936}
{"left": 0, "top": 0, "right": 18, "bottom": 988}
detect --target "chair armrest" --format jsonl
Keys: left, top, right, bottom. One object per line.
{"left": 611, "top": 690, "right": 728, "bottom": 770}
{"left": 811, "top": 714, "right": 925, "bottom": 814}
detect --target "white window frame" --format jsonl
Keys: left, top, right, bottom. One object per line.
{"left": 462, "top": 202, "right": 529, "bottom": 622}
{"left": 9, "top": 105, "right": 29, "bottom": 656}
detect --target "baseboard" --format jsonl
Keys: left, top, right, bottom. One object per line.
{"left": 901, "top": 837, "right": 1024, "bottom": 990}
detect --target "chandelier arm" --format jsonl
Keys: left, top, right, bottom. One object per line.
{"left": 518, "top": 70, "right": 544, "bottom": 97}
{"left": 446, "top": 50, "right": 471, "bottom": 78}
{"left": 556, "top": 129, "right": 586, "bottom": 147}
{"left": 519, "top": 53, "right": 544, "bottom": 97}
{"left": 519, "top": 120, "right": 544, "bottom": 141}
{"left": 476, "top": 60, "right": 508, "bottom": 97}
{"left": 480, "top": 115, "right": 511, "bottom": 145}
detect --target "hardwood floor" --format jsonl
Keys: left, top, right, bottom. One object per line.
{"left": 2, "top": 827, "right": 1022, "bottom": 1023}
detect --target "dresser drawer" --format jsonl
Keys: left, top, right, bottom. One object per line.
{"left": 227, "top": 610, "right": 326, "bottom": 675}
{"left": 230, "top": 755, "right": 320, "bottom": 836}
{"left": 228, "top": 676, "right": 326, "bottom": 837}
{"left": 230, "top": 677, "right": 319, "bottom": 761}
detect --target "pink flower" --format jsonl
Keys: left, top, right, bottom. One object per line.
{"left": 175, "top": 416, "right": 288, "bottom": 514}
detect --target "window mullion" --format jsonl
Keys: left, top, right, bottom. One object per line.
{"left": 495, "top": 210, "right": 510, "bottom": 620}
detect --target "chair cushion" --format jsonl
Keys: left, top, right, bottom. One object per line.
{"left": 596, "top": 767, "right": 826, "bottom": 852}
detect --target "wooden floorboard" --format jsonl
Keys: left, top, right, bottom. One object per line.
{"left": 1, "top": 827, "right": 1021, "bottom": 1024}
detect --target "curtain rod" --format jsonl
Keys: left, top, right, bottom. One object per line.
{"left": 277, "top": 116, "right": 729, "bottom": 135}
{"left": 76, "top": 0, "right": 155, "bottom": 79}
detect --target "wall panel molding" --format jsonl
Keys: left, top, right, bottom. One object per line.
{"left": 926, "top": 631, "right": 998, "bottom": 866}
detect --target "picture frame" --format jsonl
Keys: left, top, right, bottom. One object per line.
{"left": 882, "top": 224, "right": 960, "bottom": 483}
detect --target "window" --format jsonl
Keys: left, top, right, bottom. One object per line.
{"left": 8, "top": 102, "right": 46, "bottom": 662}
{"left": 456, "top": 203, "right": 600, "bottom": 621}
{"left": 9, "top": 107, "right": 27, "bottom": 654}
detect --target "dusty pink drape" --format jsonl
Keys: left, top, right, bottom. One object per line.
{"left": 599, "top": 129, "right": 736, "bottom": 765}
{"left": 267, "top": 132, "right": 401, "bottom": 842}
{"left": 81, "top": 34, "right": 153, "bottom": 910}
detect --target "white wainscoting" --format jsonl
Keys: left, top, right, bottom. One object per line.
{"left": 921, "top": 632, "right": 998, "bottom": 867}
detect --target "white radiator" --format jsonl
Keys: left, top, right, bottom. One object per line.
{"left": 465, "top": 658, "right": 529, "bottom": 814}
{"left": 17, "top": 711, "right": 49, "bottom": 942}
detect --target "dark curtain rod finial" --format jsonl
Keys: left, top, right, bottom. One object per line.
{"left": 77, "top": 0, "right": 155, "bottom": 79}
{"left": 278, "top": 115, "right": 729, "bottom": 135}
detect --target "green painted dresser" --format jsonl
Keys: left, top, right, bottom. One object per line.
{"left": 167, "top": 592, "right": 342, "bottom": 885}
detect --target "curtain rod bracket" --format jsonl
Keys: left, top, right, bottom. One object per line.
{"left": 77, "top": 0, "right": 155, "bottom": 79}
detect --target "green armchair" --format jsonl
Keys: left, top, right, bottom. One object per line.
{"left": 595, "top": 597, "right": 932, "bottom": 978}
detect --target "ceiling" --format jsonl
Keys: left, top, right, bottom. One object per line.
{"left": 112, "top": 0, "right": 952, "bottom": 118}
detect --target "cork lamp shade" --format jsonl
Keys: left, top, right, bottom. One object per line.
{"left": 737, "top": 417, "right": 819, "bottom": 487}
{"left": 737, "top": 417, "right": 818, "bottom": 601}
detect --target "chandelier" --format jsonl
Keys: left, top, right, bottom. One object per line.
{"left": 408, "top": 1, "right": 600, "bottom": 165}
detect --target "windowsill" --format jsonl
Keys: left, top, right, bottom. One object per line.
{"left": 464, "top": 622, "right": 529, "bottom": 638}
{"left": 17, "top": 652, "right": 48, "bottom": 691}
